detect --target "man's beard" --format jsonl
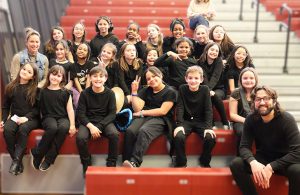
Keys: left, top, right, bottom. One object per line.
{"left": 256, "top": 105, "right": 274, "bottom": 116}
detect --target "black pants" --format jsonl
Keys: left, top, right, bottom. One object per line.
{"left": 33, "top": 117, "right": 69, "bottom": 164}
{"left": 232, "top": 122, "right": 244, "bottom": 156}
{"left": 211, "top": 89, "right": 228, "bottom": 126}
{"left": 76, "top": 123, "right": 119, "bottom": 164}
{"left": 173, "top": 120, "right": 216, "bottom": 167}
{"left": 230, "top": 156, "right": 300, "bottom": 195}
{"left": 4, "top": 118, "right": 39, "bottom": 160}
{"left": 123, "top": 117, "right": 167, "bottom": 166}
{"left": 122, "top": 117, "right": 146, "bottom": 162}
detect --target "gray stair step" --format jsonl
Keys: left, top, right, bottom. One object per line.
{"left": 216, "top": 12, "right": 275, "bottom": 21}
{"left": 278, "top": 96, "right": 300, "bottom": 111}
{"left": 273, "top": 87, "right": 300, "bottom": 96}
{"left": 260, "top": 75, "right": 300, "bottom": 87}
{"left": 229, "top": 32, "right": 300, "bottom": 44}
{"left": 210, "top": 21, "right": 281, "bottom": 31}
{"left": 244, "top": 44, "right": 300, "bottom": 57}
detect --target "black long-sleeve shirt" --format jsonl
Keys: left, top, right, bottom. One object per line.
{"left": 90, "top": 33, "right": 119, "bottom": 60}
{"left": 118, "top": 61, "right": 143, "bottom": 96}
{"left": 2, "top": 84, "right": 39, "bottom": 123}
{"left": 176, "top": 84, "right": 212, "bottom": 128}
{"left": 199, "top": 57, "right": 224, "bottom": 90}
{"left": 154, "top": 53, "right": 198, "bottom": 89}
{"left": 77, "top": 87, "right": 116, "bottom": 130}
{"left": 240, "top": 111, "right": 300, "bottom": 171}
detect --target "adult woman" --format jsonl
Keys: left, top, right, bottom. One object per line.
{"left": 187, "top": 0, "right": 216, "bottom": 29}
{"left": 229, "top": 67, "right": 258, "bottom": 155}
{"left": 10, "top": 27, "right": 49, "bottom": 88}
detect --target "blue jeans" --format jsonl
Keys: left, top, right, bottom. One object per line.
{"left": 189, "top": 15, "right": 209, "bottom": 30}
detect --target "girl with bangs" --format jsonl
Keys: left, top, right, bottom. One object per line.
{"left": 2, "top": 63, "right": 39, "bottom": 175}
{"left": 49, "top": 40, "right": 73, "bottom": 90}
{"left": 43, "top": 26, "right": 73, "bottom": 62}
{"left": 146, "top": 24, "right": 164, "bottom": 56}
{"left": 117, "top": 43, "right": 143, "bottom": 103}
{"left": 69, "top": 22, "right": 88, "bottom": 63}
{"left": 31, "top": 65, "right": 76, "bottom": 172}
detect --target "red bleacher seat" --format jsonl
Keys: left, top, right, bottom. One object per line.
{"left": 63, "top": 26, "right": 193, "bottom": 40}
{"left": 86, "top": 167, "right": 288, "bottom": 195}
{"left": 274, "top": 7, "right": 300, "bottom": 21}
{"left": 60, "top": 16, "right": 189, "bottom": 29}
{"left": 69, "top": 0, "right": 189, "bottom": 7}
{"left": 262, "top": 1, "right": 300, "bottom": 12}
{"left": 0, "top": 128, "right": 236, "bottom": 156}
{"left": 65, "top": 6, "right": 187, "bottom": 17}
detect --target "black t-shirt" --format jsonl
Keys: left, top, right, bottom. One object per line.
{"left": 138, "top": 85, "right": 177, "bottom": 119}
{"left": 39, "top": 88, "right": 71, "bottom": 119}
{"left": 70, "top": 60, "right": 95, "bottom": 89}
{"left": 49, "top": 59, "right": 73, "bottom": 81}
{"left": 231, "top": 88, "right": 252, "bottom": 118}
{"left": 226, "top": 64, "right": 255, "bottom": 88}
{"left": 176, "top": 84, "right": 212, "bottom": 128}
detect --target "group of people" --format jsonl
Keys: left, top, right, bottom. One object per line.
{"left": 1, "top": 0, "right": 300, "bottom": 194}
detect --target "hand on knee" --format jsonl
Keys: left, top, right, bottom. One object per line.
{"left": 204, "top": 129, "right": 216, "bottom": 139}
{"left": 173, "top": 126, "right": 185, "bottom": 137}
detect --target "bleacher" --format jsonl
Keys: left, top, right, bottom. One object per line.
{"left": 1, "top": 0, "right": 300, "bottom": 194}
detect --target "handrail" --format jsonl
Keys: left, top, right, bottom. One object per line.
{"left": 239, "top": 0, "right": 244, "bottom": 20}
{"left": 251, "top": 0, "right": 260, "bottom": 43}
{"left": 279, "top": 3, "right": 293, "bottom": 74}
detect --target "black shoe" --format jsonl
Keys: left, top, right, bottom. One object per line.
{"left": 9, "top": 160, "right": 19, "bottom": 175}
{"left": 199, "top": 161, "right": 211, "bottom": 168}
{"left": 16, "top": 161, "right": 24, "bottom": 175}
{"left": 123, "top": 160, "right": 138, "bottom": 168}
{"left": 106, "top": 161, "right": 117, "bottom": 167}
{"left": 39, "top": 160, "right": 51, "bottom": 171}
{"left": 30, "top": 149, "right": 42, "bottom": 170}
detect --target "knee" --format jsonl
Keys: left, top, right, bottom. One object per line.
{"left": 76, "top": 128, "right": 89, "bottom": 145}
{"left": 106, "top": 130, "right": 119, "bottom": 141}
{"left": 174, "top": 131, "right": 185, "bottom": 143}
{"left": 287, "top": 164, "right": 300, "bottom": 180}
{"left": 230, "top": 157, "right": 244, "bottom": 172}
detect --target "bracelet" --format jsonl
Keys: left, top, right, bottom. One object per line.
{"left": 131, "top": 93, "right": 138, "bottom": 96}
{"left": 140, "top": 110, "right": 144, "bottom": 118}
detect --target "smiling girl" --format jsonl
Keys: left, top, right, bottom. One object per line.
{"left": 2, "top": 63, "right": 39, "bottom": 175}
{"left": 229, "top": 67, "right": 258, "bottom": 155}
{"left": 155, "top": 37, "right": 197, "bottom": 89}
{"left": 226, "top": 45, "right": 255, "bottom": 94}
{"left": 31, "top": 65, "right": 75, "bottom": 171}
{"left": 198, "top": 42, "right": 229, "bottom": 129}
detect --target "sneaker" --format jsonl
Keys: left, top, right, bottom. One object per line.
{"left": 39, "top": 160, "right": 51, "bottom": 171}
{"left": 30, "top": 149, "right": 42, "bottom": 170}
{"left": 212, "top": 126, "right": 218, "bottom": 130}
{"left": 123, "top": 160, "right": 138, "bottom": 168}
{"left": 223, "top": 125, "right": 229, "bottom": 130}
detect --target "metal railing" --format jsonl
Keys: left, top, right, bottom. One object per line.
{"left": 251, "top": 0, "right": 260, "bottom": 43}
{"left": 279, "top": 4, "right": 293, "bottom": 74}
{"left": 239, "top": 0, "right": 244, "bottom": 20}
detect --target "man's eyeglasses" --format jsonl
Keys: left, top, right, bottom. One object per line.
{"left": 254, "top": 96, "right": 272, "bottom": 103}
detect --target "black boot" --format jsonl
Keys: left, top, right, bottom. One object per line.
{"left": 81, "top": 155, "right": 92, "bottom": 177}
{"left": 9, "top": 146, "right": 25, "bottom": 175}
